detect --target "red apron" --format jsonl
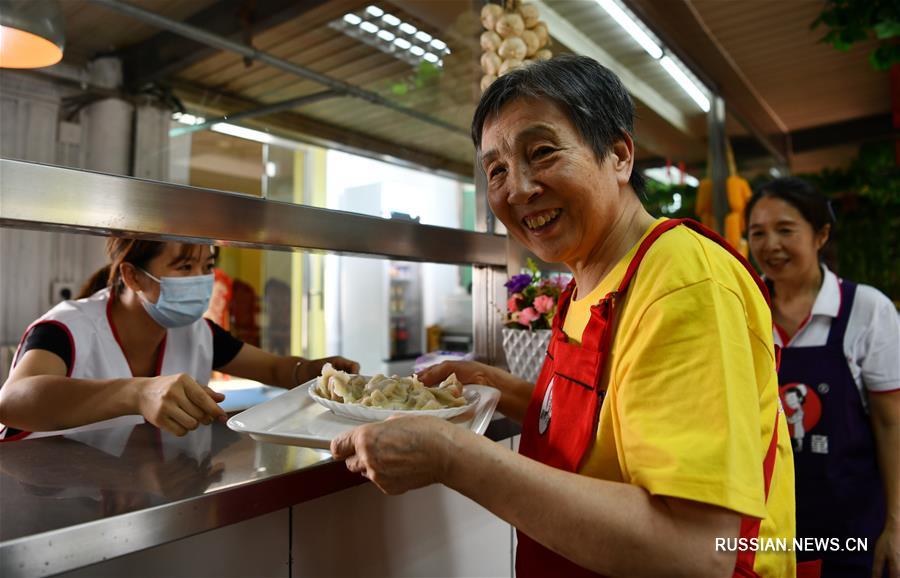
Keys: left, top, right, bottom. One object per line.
{"left": 516, "top": 218, "right": 787, "bottom": 578}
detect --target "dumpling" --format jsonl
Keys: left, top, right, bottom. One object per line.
{"left": 315, "top": 367, "right": 469, "bottom": 411}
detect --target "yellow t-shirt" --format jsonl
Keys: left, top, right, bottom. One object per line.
{"left": 563, "top": 218, "right": 795, "bottom": 578}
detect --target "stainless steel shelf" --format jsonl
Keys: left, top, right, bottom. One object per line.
{"left": 0, "top": 159, "right": 506, "bottom": 266}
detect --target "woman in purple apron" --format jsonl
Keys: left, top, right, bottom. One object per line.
{"left": 747, "top": 177, "right": 899, "bottom": 578}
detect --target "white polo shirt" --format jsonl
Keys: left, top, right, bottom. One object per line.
{"left": 773, "top": 265, "right": 900, "bottom": 405}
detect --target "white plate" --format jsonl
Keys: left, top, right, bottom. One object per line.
{"left": 227, "top": 378, "right": 500, "bottom": 449}
{"left": 307, "top": 383, "right": 480, "bottom": 421}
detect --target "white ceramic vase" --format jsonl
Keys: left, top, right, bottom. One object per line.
{"left": 502, "top": 327, "right": 552, "bottom": 383}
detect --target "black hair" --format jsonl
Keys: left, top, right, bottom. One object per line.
{"left": 471, "top": 54, "right": 645, "bottom": 196}
{"left": 785, "top": 385, "right": 807, "bottom": 404}
{"left": 747, "top": 177, "right": 838, "bottom": 280}
{"left": 77, "top": 239, "right": 202, "bottom": 299}
{"left": 746, "top": 177, "right": 835, "bottom": 234}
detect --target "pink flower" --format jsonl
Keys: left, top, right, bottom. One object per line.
{"left": 517, "top": 307, "right": 540, "bottom": 327}
{"left": 533, "top": 294, "right": 554, "bottom": 314}
{"left": 507, "top": 293, "right": 522, "bottom": 313}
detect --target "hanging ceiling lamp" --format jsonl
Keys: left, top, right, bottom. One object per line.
{"left": 0, "top": 0, "right": 65, "bottom": 68}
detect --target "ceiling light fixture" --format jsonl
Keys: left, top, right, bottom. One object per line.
{"left": 331, "top": 7, "right": 450, "bottom": 69}
{"left": 659, "top": 56, "right": 710, "bottom": 112}
{"left": 381, "top": 13, "right": 401, "bottom": 27}
{"left": 595, "top": 0, "right": 661, "bottom": 59}
{"left": 594, "top": 0, "right": 710, "bottom": 113}
{"left": 210, "top": 123, "right": 274, "bottom": 144}
{"left": 0, "top": 0, "right": 65, "bottom": 68}
{"left": 644, "top": 166, "right": 699, "bottom": 188}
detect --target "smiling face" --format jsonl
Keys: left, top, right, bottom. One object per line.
{"left": 480, "top": 97, "right": 632, "bottom": 268}
{"left": 748, "top": 196, "right": 829, "bottom": 284}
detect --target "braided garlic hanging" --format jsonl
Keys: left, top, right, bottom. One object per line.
{"left": 480, "top": 1, "right": 552, "bottom": 92}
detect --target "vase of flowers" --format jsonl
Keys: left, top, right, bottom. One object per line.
{"left": 501, "top": 259, "right": 568, "bottom": 383}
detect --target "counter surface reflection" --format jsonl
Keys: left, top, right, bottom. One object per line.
{"left": 0, "top": 418, "right": 518, "bottom": 577}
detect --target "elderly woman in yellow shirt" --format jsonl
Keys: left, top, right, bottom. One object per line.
{"left": 332, "top": 55, "right": 798, "bottom": 578}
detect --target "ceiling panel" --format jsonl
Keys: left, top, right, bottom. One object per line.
{"left": 691, "top": 0, "right": 889, "bottom": 131}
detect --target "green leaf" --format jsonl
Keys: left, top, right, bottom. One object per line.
{"left": 874, "top": 20, "right": 900, "bottom": 38}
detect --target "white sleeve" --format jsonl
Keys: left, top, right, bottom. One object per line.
{"left": 850, "top": 285, "right": 900, "bottom": 392}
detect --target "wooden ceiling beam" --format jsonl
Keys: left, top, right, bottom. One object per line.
{"left": 732, "top": 113, "right": 896, "bottom": 160}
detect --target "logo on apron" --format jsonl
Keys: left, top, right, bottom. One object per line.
{"left": 538, "top": 377, "right": 554, "bottom": 435}
{"left": 779, "top": 382, "right": 823, "bottom": 453}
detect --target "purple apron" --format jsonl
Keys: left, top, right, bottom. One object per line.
{"left": 778, "top": 281, "right": 886, "bottom": 577}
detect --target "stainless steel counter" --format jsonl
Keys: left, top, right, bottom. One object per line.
{"left": 0, "top": 418, "right": 519, "bottom": 578}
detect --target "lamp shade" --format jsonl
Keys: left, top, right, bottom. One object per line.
{"left": 0, "top": 0, "right": 65, "bottom": 68}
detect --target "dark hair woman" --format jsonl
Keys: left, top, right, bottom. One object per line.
{"left": 0, "top": 238, "right": 358, "bottom": 441}
{"left": 747, "top": 176, "right": 899, "bottom": 577}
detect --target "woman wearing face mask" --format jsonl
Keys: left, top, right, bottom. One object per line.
{"left": 0, "top": 238, "right": 359, "bottom": 440}
{"left": 747, "top": 177, "right": 899, "bottom": 578}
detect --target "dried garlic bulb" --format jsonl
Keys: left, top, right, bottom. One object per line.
{"left": 518, "top": 3, "right": 541, "bottom": 28}
{"left": 498, "top": 37, "right": 527, "bottom": 61}
{"left": 481, "top": 51, "right": 502, "bottom": 76}
{"left": 480, "top": 2, "right": 549, "bottom": 92}
{"left": 521, "top": 30, "right": 539, "bottom": 57}
{"left": 481, "top": 3, "right": 504, "bottom": 31}
{"left": 532, "top": 21, "right": 549, "bottom": 46}
{"left": 495, "top": 13, "right": 525, "bottom": 38}
{"left": 480, "top": 30, "right": 502, "bottom": 52}
{"left": 499, "top": 58, "right": 523, "bottom": 76}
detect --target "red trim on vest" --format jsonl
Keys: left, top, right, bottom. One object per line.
{"left": 13, "top": 320, "right": 76, "bottom": 378}
{"left": 777, "top": 312, "right": 812, "bottom": 348}
{"left": 154, "top": 335, "right": 167, "bottom": 377}
{"left": 774, "top": 323, "right": 791, "bottom": 346}
{"left": 734, "top": 411, "right": 780, "bottom": 575}
{"left": 106, "top": 297, "right": 167, "bottom": 377}
{"left": 0, "top": 429, "right": 33, "bottom": 442}
{"left": 44, "top": 321, "right": 75, "bottom": 378}
{"left": 106, "top": 297, "right": 133, "bottom": 376}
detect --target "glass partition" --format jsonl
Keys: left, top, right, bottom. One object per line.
{"left": 0, "top": 0, "right": 482, "bottom": 226}
{"left": 0, "top": 229, "right": 476, "bottom": 383}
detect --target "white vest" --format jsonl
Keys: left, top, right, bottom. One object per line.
{"left": 8, "top": 289, "right": 214, "bottom": 439}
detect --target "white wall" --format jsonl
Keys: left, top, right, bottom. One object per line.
{"left": 292, "top": 480, "right": 514, "bottom": 578}
{"left": 0, "top": 73, "right": 107, "bottom": 350}
{"left": 324, "top": 151, "right": 469, "bottom": 367}
{"left": 56, "top": 510, "right": 290, "bottom": 578}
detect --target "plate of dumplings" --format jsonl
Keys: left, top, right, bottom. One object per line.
{"left": 227, "top": 364, "right": 500, "bottom": 449}
{"left": 308, "top": 363, "right": 480, "bottom": 422}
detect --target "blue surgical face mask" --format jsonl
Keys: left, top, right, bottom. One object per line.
{"left": 137, "top": 268, "right": 214, "bottom": 328}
